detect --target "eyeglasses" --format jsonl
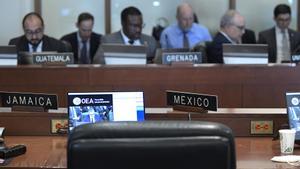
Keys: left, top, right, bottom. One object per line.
{"left": 128, "top": 23, "right": 146, "bottom": 29}
{"left": 277, "top": 17, "right": 291, "bottom": 22}
{"left": 25, "top": 28, "right": 43, "bottom": 36}
{"left": 233, "top": 24, "right": 245, "bottom": 31}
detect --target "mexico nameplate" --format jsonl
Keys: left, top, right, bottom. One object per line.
{"left": 166, "top": 90, "right": 218, "bottom": 111}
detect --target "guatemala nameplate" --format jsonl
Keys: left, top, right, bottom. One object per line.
{"left": 166, "top": 90, "right": 218, "bottom": 111}
{"left": 0, "top": 92, "right": 58, "bottom": 110}
{"left": 162, "top": 52, "right": 202, "bottom": 64}
{"left": 32, "top": 52, "right": 74, "bottom": 64}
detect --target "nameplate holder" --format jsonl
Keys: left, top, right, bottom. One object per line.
{"left": 166, "top": 90, "right": 218, "bottom": 112}
{"left": 162, "top": 52, "right": 202, "bottom": 65}
{"left": 12, "top": 105, "right": 46, "bottom": 112}
{"left": 32, "top": 52, "right": 74, "bottom": 65}
{"left": 171, "top": 61, "right": 194, "bottom": 66}
{"left": 0, "top": 92, "right": 58, "bottom": 112}
{"left": 172, "top": 105, "right": 208, "bottom": 113}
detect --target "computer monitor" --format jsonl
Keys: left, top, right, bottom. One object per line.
{"left": 223, "top": 44, "right": 268, "bottom": 64}
{"left": 102, "top": 43, "right": 147, "bottom": 65}
{"left": 286, "top": 92, "right": 300, "bottom": 141}
{"left": 68, "top": 91, "right": 145, "bottom": 131}
{"left": 0, "top": 45, "right": 17, "bottom": 66}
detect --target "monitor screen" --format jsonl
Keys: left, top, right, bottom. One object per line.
{"left": 0, "top": 45, "right": 17, "bottom": 66}
{"left": 68, "top": 92, "right": 145, "bottom": 131}
{"left": 286, "top": 92, "right": 300, "bottom": 141}
{"left": 223, "top": 44, "right": 268, "bottom": 64}
{"left": 102, "top": 43, "right": 147, "bottom": 65}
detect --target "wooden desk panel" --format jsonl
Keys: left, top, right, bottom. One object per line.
{"left": 0, "top": 65, "right": 300, "bottom": 108}
{"left": 0, "top": 108, "right": 288, "bottom": 136}
{"left": 2, "top": 136, "right": 299, "bottom": 169}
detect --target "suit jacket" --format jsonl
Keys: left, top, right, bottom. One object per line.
{"left": 242, "top": 29, "right": 256, "bottom": 44}
{"left": 258, "top": 27, "right": 300, "bottom": 63}
{"left": 93, "top": 31, "right": 158, "bottom": 64}
{"left": 9, "top": 35, "right": 67, "bottom": 53}
{"left": 60, "top": 32, "right": 101, "bottom": 63}
{"left": 206, "top": 32, "right": 231, "bottom": 63}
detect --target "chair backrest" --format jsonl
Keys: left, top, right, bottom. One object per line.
{"left": 67, "top": 121, "right": 236, "bottom": 169}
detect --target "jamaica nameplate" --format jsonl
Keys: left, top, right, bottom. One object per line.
{"left": 0, "top": 92, "right": 58, "bottom": 110}
{"left": 166, "top": 90, "right": 218, "bottom": 111}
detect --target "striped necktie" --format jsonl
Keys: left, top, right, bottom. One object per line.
{"left": 183, "top": 31, "right": 189, "bottom": 48}
{"left": 80, "top": 40, "right": 90, "bottom": 64}
{"left": 281, "top": 30, "right": 290, "bottom": 62}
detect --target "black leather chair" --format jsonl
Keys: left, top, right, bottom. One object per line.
{"left": 68, "top": 121, "right": 236, "bottom": 169}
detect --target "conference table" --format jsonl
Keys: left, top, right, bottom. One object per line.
{"left": 0, "top": 108, "right": 297, "bottom": 169}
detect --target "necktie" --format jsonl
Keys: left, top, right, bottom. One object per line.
{"left": 128, "top": 39, "right": 134, "bottom": 45}
{"left": 80, "top": 40, "right": 90, "bottom": 64}
{"left": 32, "top": 45, "right": 38, "bottom": 52}
{"left": 281, "top": 30, "right": 290, "bottom": 62}
{"left": 183, "top": 31, "right": 189, "bottom": 48}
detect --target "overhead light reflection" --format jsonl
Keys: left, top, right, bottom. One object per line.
{"left": 153, "top": 1, "right": 160, "bottom": 7}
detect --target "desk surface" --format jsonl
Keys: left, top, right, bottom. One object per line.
{"left": 1, "top": 136, "right": 299, "bottom": 169}
{"left": 1, "top": 64, "right": 300, "bottom": 108}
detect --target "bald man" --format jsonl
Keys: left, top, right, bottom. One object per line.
{"left": 9, "top": 12, "right": 66, "bottom": 53}
{"left": 207, "top": 10, "right": 246, "bottom": 63}
{"left": 160, "top": 3, "right": 211, "bottom": 49}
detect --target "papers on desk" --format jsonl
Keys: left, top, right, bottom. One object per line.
{"left": 271, "top": 155, "right": 300, "bottom": 166}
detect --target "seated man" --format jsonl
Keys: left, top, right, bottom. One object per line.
{"left": 159, "top": 3, "right": 212, "bottom": 49}
{"left": 9, "top": 12, "right": 66, "bottom": 53}
{"left": 258, "top": 4, "right": 300, "bottom": 63}
{"left": 93, "top": 6, "right": 158, "bottom": 64}
{"left": 61, "top": 12, "right": 102, "bottom": 64}
{"left": 207, "top": 10, "right": 245, "bottom": 63}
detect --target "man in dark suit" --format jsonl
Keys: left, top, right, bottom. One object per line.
{"left": 61, "top": 12, "right": 101, "bottom": 64}
{"left": 207, "top": 10, "right": 245, "bottom": 63}
{"left": 9, "top": 12, "right": 66, "bottom": 53}
{"left": 258, "top": 4, "right": 300, "bottom": 63}
{"left": 93, "top": 6, "right": 158, "bottom": 64}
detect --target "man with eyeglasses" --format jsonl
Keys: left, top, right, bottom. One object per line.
{"left": 160, "top": 3, "right": 212, "bottom": 49}
{"left": 207, "top": 10, "right": 245, "bottom": 63}
{"left": 93, "top": 6, "right": 158, "bottom": 64}
{"left": 9, "top": 12, "right": 66, "bottom": 53}
{"left": 258, "top": 4, "right": 300, "bottom": 63}
{"left": 61, "top": 12, "right": 102, "bottom": 64}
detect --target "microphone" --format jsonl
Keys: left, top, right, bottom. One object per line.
{"left": 0, "top": 144, "right": 26, "bottom": 159}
